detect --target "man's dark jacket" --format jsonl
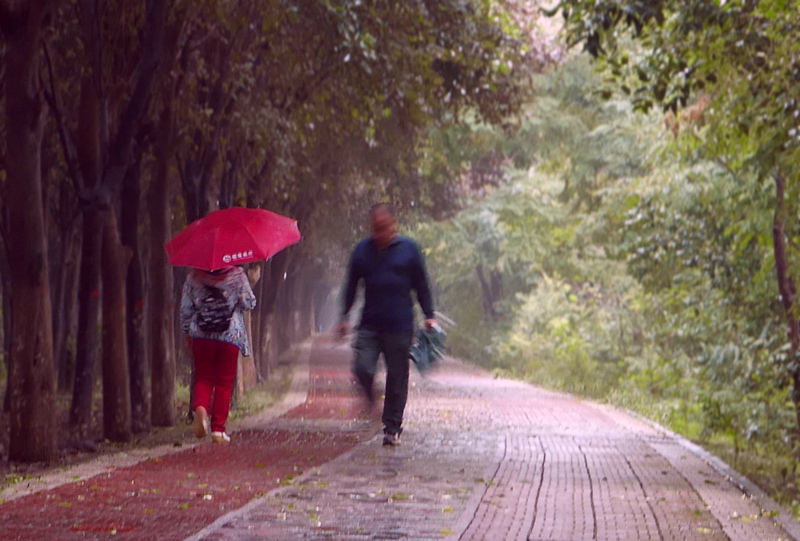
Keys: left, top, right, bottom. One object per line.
{"left": 341, "top": 235, "right": 434, "bottom": 332}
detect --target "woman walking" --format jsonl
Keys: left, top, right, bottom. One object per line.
{"left": 180, "top": 265, "right": 256, "bottom": 443}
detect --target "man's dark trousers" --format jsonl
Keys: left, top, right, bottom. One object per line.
{"left": 353, "top": 329, "right": 413, "bottom": 435}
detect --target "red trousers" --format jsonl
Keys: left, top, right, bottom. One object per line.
{"left": 192, "top": 338, "right": 239, "bottom": 433}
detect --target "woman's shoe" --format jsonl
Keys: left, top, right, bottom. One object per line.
{"left": 193, "top": 407, "right": 210, "bottom": 439}
{"left": 211, "top": 431, "right": 231, "bottom": 443}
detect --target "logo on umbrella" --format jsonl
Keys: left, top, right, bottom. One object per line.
{"left": 222, "top": 250, "right": 254, "bottom": 264}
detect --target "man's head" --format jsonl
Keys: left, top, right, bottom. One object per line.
{"left": 369, "top": 203, "right": 396, "bottom": 250}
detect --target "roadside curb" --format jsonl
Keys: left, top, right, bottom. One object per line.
{"left": 592, "top": 401, "right": 800, "bottom": 541}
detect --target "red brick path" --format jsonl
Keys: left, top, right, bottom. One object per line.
{"left": 2, "top": 337, "right": 800, "bottom": 541}
{"left": 0, "top": 339, "right": 371, "bottom": 541}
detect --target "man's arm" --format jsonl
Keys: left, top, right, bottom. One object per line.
{"left": 337, "top": 248, "right": 360, "bottom": 337}
{"left": 341, "top": 249, "right": 360, "bottom": 320}
{"left": 411, "top": 243, "right": 436, "bottom": 329}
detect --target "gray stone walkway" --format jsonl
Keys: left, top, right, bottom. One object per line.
{"left": 188, "top": 339, "right": 800, "bottom": 541}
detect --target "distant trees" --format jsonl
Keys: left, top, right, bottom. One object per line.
{"left": 551, "top": 0, "right": 800, "bottom": 433}
{"left": 0, "top": 0, "right": 546, "bottom": 461}
{"left": 419, "top": 44, "right": 800, "bottom": 478}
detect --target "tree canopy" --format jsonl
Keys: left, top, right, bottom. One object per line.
{"left": 0, "top": 0, "right": 549, "bottom": 461}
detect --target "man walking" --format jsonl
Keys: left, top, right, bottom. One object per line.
{"left": 338, "top": 203, "right": 436, "bottom": 446}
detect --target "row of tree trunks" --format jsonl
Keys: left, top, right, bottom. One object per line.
{"left": 0, "top": 0, "right": 323, "bottom": 454}
{"left": 68, "top": 0, "right": 172, "bottom": 439}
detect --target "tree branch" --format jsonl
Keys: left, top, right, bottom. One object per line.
{"left": 103, "top": 0, "right": 173, "bottom": 195}
{"left": 42, "top": 39, "right": 85, "bottom": 194}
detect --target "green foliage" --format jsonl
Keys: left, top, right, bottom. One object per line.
{"left": 493, "top": 271, "right": 634, "bottom": 397}
{"left": 412, "top": 5, "right": 800, "bottom": 508}
{"left": 421, "top": 52, "right": 799, "bottom": 480}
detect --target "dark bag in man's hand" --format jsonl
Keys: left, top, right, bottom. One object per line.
{"left": 410, "top": 324, "right": 446, "bottom": 373}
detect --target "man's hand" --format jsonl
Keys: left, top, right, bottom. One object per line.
{"left": 424, "top": 318, "right": 437, "bottom": 332}
{"left": 336, "top": 321, "right": 349, "bottom": 341}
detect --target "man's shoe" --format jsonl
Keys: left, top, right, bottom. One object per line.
{"left": 211, "top": 431, "right": 231, "bottom": 443}
{"left": 193, "top": 407, "right": 210, "bottom": 439}
{"left": 382, "top": 432, "right": 401, "bottom": 446}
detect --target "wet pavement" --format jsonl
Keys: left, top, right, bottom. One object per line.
{"left": 2, "top": 336, "right": 799, "bottom": 540}
{"left": 192, "top": 337, "right": 800, "bottom": 541}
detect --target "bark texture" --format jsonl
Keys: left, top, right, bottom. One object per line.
{"left": 1, "top": 0, "right": 57, "bottom": 462}
{"left": 101, "top": 209, "right": 133, "bottom": 442}
{"left": 773, "top": 173, "right": 800, "bottom": 434}
{"left": 69, "top": 209, "right": 103, "bottom": 440}
{"left": 149, "top": 107, "right": 177, "bottom": 426}
{"left": 122, "top": 157, "right": 150, "bottom": 433}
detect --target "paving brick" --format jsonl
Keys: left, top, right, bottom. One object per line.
{"left": 190, "top": 338, "right": 798, "bottom": 541}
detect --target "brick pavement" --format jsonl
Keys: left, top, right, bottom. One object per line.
{"left": 189, "top": 338, "right": 800, "bottom": 541}
{"left": 2, "top": 336, "right": 797, "bottom": 540}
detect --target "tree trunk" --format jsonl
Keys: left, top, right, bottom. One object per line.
{"left": 58, "top": 237, "right": 81, "bottom": 392}
{"left": 69, "top": 48, "right": 103, "bottom": 441}
{"left": 52, "top": 221, "right": 80, "bottom": 392}
{"left": 49, "top": 228, "right": 67, "bottom": 383}
{"left": 256, "top": 259, "right": 274, "bottom": 381}
{"left": 1, "top": 0, "right": 57, "bottom": 462}
{"left": 149, "top": 107, "right": 177, "bottom": 427}
{"left": 302, "top": 274, "right": 316, "bottom": 339}
{"left": 258, "top": 252, "right": 290, "bottom": 378}
{"left": 476, "top": 264, "right": 498, "bottom": 320}
{"left": 250, "top": 261, "right": 264, "bottom": 379}
{"left": 313, "top": 281, "right": 336, "bottom": 333}
{"left": 772, "top": 172, "right": 800, "bottom": 435}
{"left": 101, "top": 209, "right": 132, "bottom": 442}
{"left": 275, "top": 284, "right": 292, "bottom": 354}
{"left": 1, "top": 232, "right": 13, "bottom": 413}
{"left": 240, "top": 266, "right": 261, "bottom": 391}
{"left": 121, "top": 160, "right": 150, "bottom": 433}
{"left": 70, "top": 207, "right": 103, "bottom": 440}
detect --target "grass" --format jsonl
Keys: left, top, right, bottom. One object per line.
{"left": 229, "top": 364, "right": 294, "bottom": 421}
{"left": 702, "top": 438, "right": 800, "bottom": 520}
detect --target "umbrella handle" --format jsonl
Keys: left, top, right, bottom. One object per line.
{"left": 434, "top": 311, "right": 456, "bottom": 327}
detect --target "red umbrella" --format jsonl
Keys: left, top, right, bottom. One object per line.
{"left": 165, "top": 207, "right": 301, "bottom": 271}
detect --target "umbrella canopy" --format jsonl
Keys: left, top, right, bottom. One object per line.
{"left": 165, "top": 207, "right": 301, "bottom": 271}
